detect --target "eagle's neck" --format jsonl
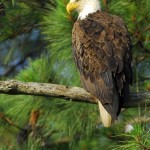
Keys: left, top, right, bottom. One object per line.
{"left": 78, "top": 2, "right": 101, "bottom": 20}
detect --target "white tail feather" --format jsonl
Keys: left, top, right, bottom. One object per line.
{"left": 98, "top": 101, "right": 112, "bottom": 127}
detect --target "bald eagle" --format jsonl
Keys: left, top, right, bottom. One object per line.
{"left": 66, "top": 0, "right": 132, "bottom": 127}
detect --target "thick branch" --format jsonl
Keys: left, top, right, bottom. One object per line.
{"left": 0, "top": 80, "right": 150, "bottom": 108}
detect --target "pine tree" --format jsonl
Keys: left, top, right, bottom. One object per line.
{"left": 0, "top": 0, "right": 150, "bottom": 149}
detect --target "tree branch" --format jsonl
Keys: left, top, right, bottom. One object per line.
{"left": 129, "top": 116, "right": 150, "bottom": 124}
{"left": 0, "top": 80, "right": 150, "bottom": 108}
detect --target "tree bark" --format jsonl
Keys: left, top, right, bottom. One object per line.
{"left": 0, "top": 80, "right": 150, "bottom": 108}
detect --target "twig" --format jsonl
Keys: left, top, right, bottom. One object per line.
{"left": 0, "top": 112, "right": 23, "bottom": 130}
{"left": 42, "top": 137, "right": 70, "bottom": 148}
{"left": 129, "top": 116, "right": 150, "bottom": 124}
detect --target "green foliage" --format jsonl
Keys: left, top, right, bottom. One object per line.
{"left": 0, "top": 0, "right": 44, "bottom": 41}
{"left": 0, "top": 0, "right": 150, "bottom": 149}
{"left": 112, "top": 125, "right": 150, "bottom": 150}
{"left": 42, "top": 0, "right": 80, "bottom": 86}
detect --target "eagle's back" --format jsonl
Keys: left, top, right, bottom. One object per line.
{"left": 72, "top": 10, "right": 132, "bottom": 119}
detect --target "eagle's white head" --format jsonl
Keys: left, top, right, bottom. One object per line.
{"left": 67, "top": 0, "right": 101, "bottom": 20}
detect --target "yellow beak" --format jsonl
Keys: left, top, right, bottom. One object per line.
{"left": 66, "top": 2, "right": 79, "bottom": 14}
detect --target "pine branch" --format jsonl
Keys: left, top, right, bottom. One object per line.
{"left": 0, "top": 80, "right": 150, "bottom": 108}
{"left": 129, "top": 116, "right": 150, "bottom": 124}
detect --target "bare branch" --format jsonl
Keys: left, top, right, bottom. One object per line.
{"left": 0, "top": 80, "right": 150, "bottom": 108}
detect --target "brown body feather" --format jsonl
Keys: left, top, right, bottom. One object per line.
{"left": 72, "top": 10, "right": 132, "bottom": 126}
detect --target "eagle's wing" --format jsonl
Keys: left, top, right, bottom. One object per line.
{"left": 72, "top": 11, "right": 132, "bottom": 124}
